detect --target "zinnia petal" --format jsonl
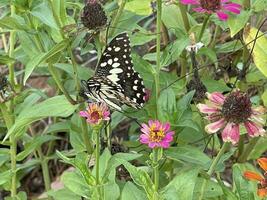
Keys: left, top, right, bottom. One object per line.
{"left": 244, "top": 171, "right": 264, "bottom": 182}
{"left": 180, "top": 0, "right": 199, "bottom": 5}
{"left": 257, "top": 188, "right": 267, "bottom": 198}
{"left": 205, "top": 118, "right": 225, "bottom": 133}
{"left": 140, "top": 134, "right": 150, "bottom": 144}
{"left": 216, "top": 11, "right": 229, "bottom": 21}
{"left": 207, "top": 92, "right": 225, "bottom": 105}
{"left": 244, "top": 121, "right": 265, "bottom": 137}
{"left": 79, "top": 111, "right": 89, "bottom": 117}
{"left": 197, "top": 104, "right": 219, "bottom": 114}
{"left": 192, "top": 7, "right": 207, "bottom": 13}
{"left": 223, "top": 4, "right": 241, "bottom": 14}
{"left": 258, "top": 158, "right": 267, "bottom": 172}
{"left": 221, "top": 123, "right": 240, "bottom": 144}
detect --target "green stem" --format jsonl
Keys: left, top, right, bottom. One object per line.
{"left": 238, "top": 137, "right": 260, "bottom": 163}
{"left": 153, "top": 148, "right": 159, "bottom": 192}
{"left": 209, "top": 25, "right": 221, "bottom": 48}
{"left": 180, "top": 51, "right": 187, "bottom": 78}
{"left": 237, "top": 134, "right": 245, "bottom": 158}
{"left": 48, "top": 63, "right": 76, "bottom": 105}
{"left": 48, "top": 1, "right": 80, "bottom": 97}
{"left": 38, "top": 149, "right": 52, "bottom": 200}
{"left": 154, "top": 0, "right": 162, "bottom": 118}
{"left": 198, "top": 15, "right": 210, "bottom": 41}
{"left": 243, "top": 0, "right": 250, "bottom": 10}
{"left": 108, "top": 0, "right": 126, "bottom": 37}
{"left": 81, "top": 112, "right": 94, "bottom": 154}
{"left": 8, "top": 5, "right": 16, "bottom": 87}
{"left": 94, "top": 128, "right": 101, "bottom": 185}
{"left": 105, "top": 123, "right": 111, "bottom": 150}
{"left": 10, "top": 134, "right": 17, "bottom": 197}
{"left": 198, "top": 142, "right": 230, "bottom": 200}
{"left": 26, "top": 13, "right": 46, "bottom": 52}
{"left": 177, "top": 2, "right": 190, "bottom": 32}
{"left": 1, "top": 29, "right": 8, "bottom": 53}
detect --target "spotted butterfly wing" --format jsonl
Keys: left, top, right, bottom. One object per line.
{"left": 81, "top": 33, "right": 146, "bottom": 110}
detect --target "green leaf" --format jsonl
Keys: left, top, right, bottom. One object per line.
{"left": 252, "top": 0, "right": 267, "bottom": 12}
{"left": 194, "top": 178, "right": 224, "bottom": 199}
{"left": 162, "top": 168, "right": 200, "bottom": 200}
{"left": 121, "top": 160, "right": 155, "bottom": 198}
{"left": 17, "top": 135, "right": 59, "bottom": 161}
{"left": 23, "top": 39, "right": 69, "bottom": 85}
{"left": 0, "top": 55, "right": 16, "bottom": 65}
{"left": 0, "top": 170, "right": 11, "bottom": 186}
{"left": 228, "top": 10, "right": 251, "bottom": 37}
{"left": 56, "top": 151, "right": 96, "bottom": 186}
{"left": 3, "top": 95, "right": 78, "bottom": 141}
{"left": 158, "top": 88, "right": 177, "bottom": 113}
{"left": 243, "top": 25, "right": 267, "bottom": 78}
{"left": 233, "top": 163, "right": 256, "bottom": 200}
{"left": 4, "top": 191, "right": 27, "bottom": 200}
{"left": 47, "top": 188, "right": 80, "bottom": 200}
{"left": 0, "top": 148, "right": 9, "bottom": 167}
{"left": 124, "top": 0, "right": 152, "bottom": 15}
{"left": 0, "top": 16, "right": 30, "bottom": 31}
{"left": 165, "top": 146, "right": 211, "bottom": 167}
{"left": 121, "top": 182, "right": 147, "bottom": 200}
{"left": 61, "top": 171, "right": 92, "bottom": 198}
{"left": 30, "top": 1, "right": 58, "bottom": 29}
{"left": 262, "top": 90, "right": 267, "bottom": 107}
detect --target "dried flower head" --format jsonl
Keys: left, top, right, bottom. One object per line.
{"left": 81, "top": 0, "right": 107, "bottom": 30}
{"left": 181, "top": 0, "right": 241, "bottom": 21}
{"left": 186, "top": 77, "right": 207, "bottom": 103}
{"left": 244, "top": 158, "right": 267, "bottom": 198}
{"left": 197, "top": 91, "right": 266, "bottom": 144}
{"left": 80, "top": 102, "right": 110, "bottom": 125}
{"left": 140, "top": 120, "right": 174, "bottom": 148}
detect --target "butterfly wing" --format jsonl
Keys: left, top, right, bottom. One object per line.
{"left": 95, "top": 33, "right": 146, "bottom": 108}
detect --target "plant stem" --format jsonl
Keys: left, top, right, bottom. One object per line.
{"left": 198, "top": 15, "right": 210, "bottom": 41}
{"left": 243, "top": 0, "right": 250, "bottom": 10}
{"left": 10, "top": 134, "right": 17, "bottom": 197}
{"left": 154, "top": 0, "right": 162, "bottom": 118}
{"left": 48, "top": 0, "right": 80, "bottom": 96}
{"left": 38, "top": 149, "right": 52, "bottom": 200}
{"left": 198, "top": 142, "right": 230, "bottom": 200}
{"left": 8, "top": 5, "right": 16, "bottom": 88}
{"left": 152, "top": 148, "right": 159, "bottom": 192}
{"left": 1, "top": 29, "right": 8, "bottom": 53}
{"left": 177, "top": 2, "right": 190, "bottom": 32}
{"left": 108, "top": 0, "right": 126, "bottom": 37}
{"left": 48, "top": 63, "right": 76, "bottom": 105}
{"left": 81, "top": 114, "right": 94, "bottom": 154}
{"left": 209, "top": 25, "right": 221, "bottom": 48}
{"left": 94, "top": 129, "right": 101, "bottom": 185}
{"left": 238, "top": 137, "right": 260, "bottom": 163}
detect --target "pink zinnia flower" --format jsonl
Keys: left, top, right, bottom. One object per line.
{"left": 79, "top": 102, "right": 110, "bottom": 125}
{"left": 197, "top": 91, "right": 266, "bottom": 144}
{"left": 181, "top": 0, "right": 241, "bottom": 21}
{"left": 140, "top": 120, "right": 175, "bottom": 148}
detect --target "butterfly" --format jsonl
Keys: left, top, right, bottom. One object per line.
{"left": 80, "top": 32, "right": 146, "bottom": 111}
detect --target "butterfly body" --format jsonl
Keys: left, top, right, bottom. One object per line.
{"left": 81, "top": 33, "right": 146, "bottom": 110}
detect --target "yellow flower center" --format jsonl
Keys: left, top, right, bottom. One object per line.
{"left": 149, "top": 124, "right": 165, "bottom": 142}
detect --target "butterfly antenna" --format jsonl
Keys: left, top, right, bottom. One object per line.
{"left": 161, "top": 30, "right": 267, "bottom": 92}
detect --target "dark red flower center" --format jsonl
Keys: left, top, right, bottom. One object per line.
{"left": 91, "top": 111, "right": 101, "bottom": 121}
{"left": 200, "top": 0, "right": 221, "bottom": 11}
{"left": 221, "top": 91, "right": 252, "bottom": 124}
